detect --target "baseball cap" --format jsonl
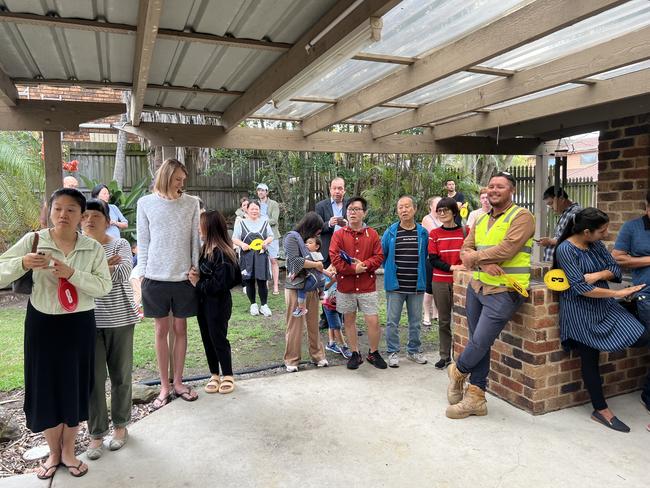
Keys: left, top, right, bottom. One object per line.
{"left": 256, "top": 183, "right": 269, "bottom": 191}
{"left": 492, "top": 171, "right": 516, "bottom": 187}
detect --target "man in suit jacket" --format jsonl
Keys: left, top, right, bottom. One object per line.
{"left": 315, "top": 177, "right": 348, "bottom": 267}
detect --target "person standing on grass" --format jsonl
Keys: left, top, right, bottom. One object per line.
{"left": 190, "top": 210, "right": 240, "bottom": 395}
{"left": 428, "top": 197, "right": 468, "bottom": 370}
{"left": 330, "top": 197, "right": 386, "bottom": 370}
{"left": 323, "top": 272, "right": 352, "bottom": 359}
{"left": 445, "top": 179, "right": 466, "bottom": 226}
{"left": 82, "top": 199, "right": 138, "bottom": 460}
{"left": 382, "top": 195, "right": 430, "bottom": 368}
{"left": 135, "top": 158, "right": 201, "bottom": 409}
{"left": 232, "top": 200, "right": 274, "bottom": 317}
{"left": 91, "top": 184, "right": 129, "bottom": 239}
{"left": 256, "top": 183, "right": 281, "bottom": 295}
{"left": 447, "top": 172, "right": 534, "bottom": 419}
{"left": 421, "top": 196, "right": 442, "bottom": 327}
{"left": 0, "top": 188, "right": 112, "bottom": 479}
{"left": 283, "top": 212, "right": 329, "bottom": 372}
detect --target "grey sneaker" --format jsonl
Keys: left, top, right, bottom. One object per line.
{"left": 86, "top": 441, "right": 103, "bottom": 460}
{"left": 259, "top": 304, "right": 272, "bottom": 317}
{"left": 388, "top": 352, "right": 399, "bottom": 368}
{"left": 250, "top": 303, "right": 259, "bottom": 316}
{"left": 407, "top": 352, "right": 428, "bottom": 364}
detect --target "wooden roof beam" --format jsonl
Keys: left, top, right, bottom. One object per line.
{"left": 0, "top": 65, "right": 18, "bottom": 106}
{"left": 465, "top": 66, "right": 516, "bottom": 77}
{"left": 130, "top": 0, "right": 163, "bottom": 126}
{"left": 0, "top": 100, "right": 125, "bottom": 131}
{"left": 352, "top": 53, "right": 417, "bottom": 65}
{"left": 301, "top": 0, "right": 629, "bottom": 136}
{"left": 371, "top": 25, "right": 650, "bottom": 138}
{"left": 219, "top": 0, "right": 403, "bottom": 132}
{"left": 432, "top": 69, "right": 650, "bottom": 140}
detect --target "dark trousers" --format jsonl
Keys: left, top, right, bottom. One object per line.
{"left": 197, "top": 293, "right": 233, "bottom": 376}
{"left": 637, "top": 300, "right": 650, "bottom": 406}
{"left": 245, "top": 278, "right": 268, "bottom": 306}
{"left": 456, "top": 286, "right": 524, "bottom": 390}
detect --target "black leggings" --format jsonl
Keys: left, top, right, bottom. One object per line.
{"left": 245, "top": 278, "right": 268, "bottom": 306}
{"left": 576, "top": 326, "right": 650, "bottom": 411}
{"left": 197, "top": 293, "right": 233, "bottom": 376}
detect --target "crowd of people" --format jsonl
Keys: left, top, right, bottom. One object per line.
{"left": 1, "top": 160, "right": 649, "bottom": 480}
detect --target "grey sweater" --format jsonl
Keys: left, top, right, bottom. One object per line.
{"left": 134, "top": 193, "right": 200, "bottom": 282}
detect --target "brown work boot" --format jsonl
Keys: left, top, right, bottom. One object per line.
{"left": 445, "top": 384, "right": 488, "bottom": 419}
{"left": 447, "top": 362, "right": 468, "bottom": 405}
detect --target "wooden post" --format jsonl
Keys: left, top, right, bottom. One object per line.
{"left": 42, "top": 131, "right": 62, "bottom": 209}
{"left": 533, "top": 152, "right": 549, "bottom": 263}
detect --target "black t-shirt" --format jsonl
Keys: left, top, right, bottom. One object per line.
{"left": 395, "top": 226, "right": 419, "bottom": 293}
{"left": 450, "top": 192, "right": 465, "bottom": 225}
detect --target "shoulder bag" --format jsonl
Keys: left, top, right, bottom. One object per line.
{"left": 12, "top": 232, "right": 40, "bottom": 295}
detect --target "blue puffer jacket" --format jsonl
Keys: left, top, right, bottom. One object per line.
{"left": 381, "top": 222, "right": 429, "bottom": 292}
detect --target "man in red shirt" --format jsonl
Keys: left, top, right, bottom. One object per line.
{"left": 330, "top": 197, "right": 386, "bottom": 370}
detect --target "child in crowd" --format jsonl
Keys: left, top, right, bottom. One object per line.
{"left": 290, "top": 236, "right": 331, "bottom": 317}
{"left": 323, "top": 274, "right": 352, "bottom": 358}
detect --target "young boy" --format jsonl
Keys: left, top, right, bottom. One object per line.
{"left": 290, "top": 236, "right": 331, "bottom": 317}
{"left": 323, "top": 274, "right": 352, "bottom": 359}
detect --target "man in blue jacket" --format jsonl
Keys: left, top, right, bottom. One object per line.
{"left": 381, "top": 196, "right": 430, "bottom": 367}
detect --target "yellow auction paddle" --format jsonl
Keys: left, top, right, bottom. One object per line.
{"left": 460, "top": 206, "right": 469, "bottom": 219}
{"left": 502, "top": 274, "right": 529, "bottom": 298}
{"left": 249, "top": 239, "right": 264, "bottom": 252}
{"left": 544, "top": 269, "right": 570, "bottom": 292}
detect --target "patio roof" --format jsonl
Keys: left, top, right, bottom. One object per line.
{"left": 0, "top": 0, "right": 649, "bottom": 154}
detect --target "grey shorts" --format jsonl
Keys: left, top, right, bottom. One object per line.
{"left": 336, "top": 291, "right": 378, "bottom": 315}
{"left": 267, "top": 239, "right": 280, "bottom": 259}
{"left": 142, "top": 278, "right": 198, "bottom": 318}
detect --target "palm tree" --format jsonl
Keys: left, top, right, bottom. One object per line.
{"left": 0, "top": 131, "right": 44, "bottom": 250}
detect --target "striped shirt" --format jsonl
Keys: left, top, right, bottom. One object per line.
{"left": 544, "top": 202, "right": 582, "bottom": 261}
{"left": 428, "top": 226, "right": 467, "bottom": 283}
{"left": 556, "top": 239, "right": 644, "bottom": 351}
{"left": 95, "top": 238, "right": 139, "bottom": 328}
{"left": 395, "top": 226, "right": 419, "bottom": 293}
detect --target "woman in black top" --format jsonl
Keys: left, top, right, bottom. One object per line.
{"left": 190, "top": 210, "right": 241, "bottom": 394}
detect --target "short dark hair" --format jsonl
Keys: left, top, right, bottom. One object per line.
{"left": 491, "top": 171, "right": 516, "bottom": 188}
{"left": 543, "top": 186, "right": 568, "bottom": 199}
{"left": 294, "top": 211, "right": 324, "bottom": 241}
{"left": 49, "top": 188, "right": 86, "bottom": 212}
{"left": 247, "top": 199, "right": 261, "bottom": 210}
{"left": 437, "top": 197, "right": 459, "bottom": 216}
{"left": 445, "top": 179, "right": 455, "bottom": 184}
{"left": 90, "top": 184, "right": 109, "bottom": 199}
{"left": 347, "top": 196, "right": 367, "bottom": 211}
{"left": 306, "top": 235, "right": 322, "bottom": 249}
{"left": 85, "top": 198, "right": 110, "bottom": 222}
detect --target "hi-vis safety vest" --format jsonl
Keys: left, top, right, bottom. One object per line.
{"left": 473, "top": 204, "right": 533, "bottom": 290}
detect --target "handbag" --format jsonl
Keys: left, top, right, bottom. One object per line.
{"left": 12, "top": 232, "right": 40, "bottom": 295}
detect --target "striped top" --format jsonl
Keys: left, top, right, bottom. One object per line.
{"left": 428, "top": 226, "right": 467, "bottom": 283}
{"left": 394, "top": 226, "right": 419, "bottom": 293}
{"left": 95, "top": 238, "right": 139, "bottom": 328}
{"left": 556, "top": 239, "right": 645, "bottom": 351}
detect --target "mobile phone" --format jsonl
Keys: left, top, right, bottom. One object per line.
{"left": 37, "top": 251, "right": 46, "bottom": 256}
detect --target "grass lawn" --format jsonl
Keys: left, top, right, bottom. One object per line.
{"left": 0, "top": 288, "right": 439, "bottom": 392}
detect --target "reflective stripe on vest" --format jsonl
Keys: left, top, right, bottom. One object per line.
{"left": 472, "top": 204, "right": 533, "bottom": 289}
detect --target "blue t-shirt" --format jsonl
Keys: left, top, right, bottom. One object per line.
{"left": 614, "top": 215, "right": 650, "bottom": 293}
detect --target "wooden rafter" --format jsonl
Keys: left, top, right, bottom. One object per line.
{"left": 300, "top": 0, "right": 629, "bottom": 136}
{"left": 0, "top": 100, "right": 125, "bottom": 131}
{"left": 0, "top": 65, "right": 18, "bottom": 106}
{"left": 131, "top": 0, "right": 163, "bottom": 126}
{"left": 465, "top": 66, "right": 516, "bottom": 77}
{"left": 371, "top": 25, "right": 650, "bottom": 138}
{"left": 352, "top": 53, "right": 417, "bottom": 65}
{"left": 119, "top": 122, "right": 541, "bottom": 155}
{"left": 432, "top": 69, "right": 650, "bottom": 140}
{"left": 219, "top": 0, "right": 403, "bottom": 132}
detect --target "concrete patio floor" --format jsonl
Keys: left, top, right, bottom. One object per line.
{"left": 4, "top": 360, "right": 648, "bottom": 488}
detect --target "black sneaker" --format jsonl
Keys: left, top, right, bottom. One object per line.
{"left": 434, "top": 358, "right": 452, "bottom": 370}
{"left": 347, "top": 351, "right": 363, "bottom": 370}
{"left": 367, "top": 350, "right": 388, "bottom": 369}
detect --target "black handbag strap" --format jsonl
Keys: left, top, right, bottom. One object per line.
{"left": 30, "top": 232, "right": 40, "bottom": 253}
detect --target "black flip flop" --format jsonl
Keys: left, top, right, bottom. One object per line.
{"left": 64, "top": 460, "right": 88, "bottom": 478}
{"left": 151, "top": 393, "right": 172, "bottom": 410}
{"left": 36, "top": 463, "right": 58, "bottom": 480}
{"left": 591, "top": 410, "right": 630, "bottom": 433}
{"left": 174, "top": 386, "right": 198, "bottom": 402}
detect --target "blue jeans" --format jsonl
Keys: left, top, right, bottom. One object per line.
{"left": 297, "top": 274, "right": 319, "bottom": 303}
{"left": 456, "top": 286, "right": 524, "bottom": 390}
{"left": 324, "top": 307, "right": 342, "bottom": 330}
{"left": 385, "top": 291, "right": 424, "bottom": 354}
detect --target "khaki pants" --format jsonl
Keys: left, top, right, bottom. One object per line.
{"left": 283, "top": 289, "right": 325, "bottom": 366}
{"left": 432, "top": 281, "right": 453, "bottom": 360}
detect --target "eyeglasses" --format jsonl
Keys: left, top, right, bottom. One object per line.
{"left": 347, "top": 207, "right": 364, "bottom": 213}
{"left": 436, "top": 208, "right": 451, "bottom": 214}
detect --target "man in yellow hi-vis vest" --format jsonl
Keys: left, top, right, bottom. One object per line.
{"left": 446, "top": 172, "right": 535, "bottom": 419}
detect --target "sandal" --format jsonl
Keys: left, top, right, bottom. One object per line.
{"left": 64, "top": 460, "right": 88, "bottom": 478}
{"left": 152, "top": 393, "right": 172, "bottom": 410}
{"left": 204, "top": 375, "right": 220, "bottom": 394}
{"left": 174, "top": 386, "right": 198, "bottom": 402}
{"left": 36, "top": 463, "right": 59, "bottom": 480}
{"left": 218, "top": 376, "right": 235, "bottom": 394}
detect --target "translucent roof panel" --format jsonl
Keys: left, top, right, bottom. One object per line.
{"left": 254, "top": 101, "right": 328, "bottom": 120}
{"left": 393, "top": 72, "right": 499, "bottom": 105}
{"left": 482, "top": 0, "right": 650, "bottom": 70}
{"left": 347, "top": 106, "right": 407, "bottom": 123}
{"left": 484, "top": 83, "right": 581, "bottom": 110}
{"left": 291, "top": 0, "right": 529, "bottom": 101}
{"left": 591, "top": 60, "right": 650, "bottom": 80}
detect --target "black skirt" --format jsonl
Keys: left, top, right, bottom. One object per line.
{"left": 23, "top": 302, "right": 96, "bottom": 432}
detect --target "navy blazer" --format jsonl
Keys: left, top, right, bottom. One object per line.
{"left": 314, "top": 198, "right": 348, "bottom": 265}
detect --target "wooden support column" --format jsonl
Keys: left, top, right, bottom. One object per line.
{"left": 43, "top": 131, "right": 62, "bottom": 203}
{"left": 533, "top": 153, "right": 549, "bottom": 263}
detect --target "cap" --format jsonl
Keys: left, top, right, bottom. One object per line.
{"left": 256, "top": 183, "right": 269, "bottom": 191}
{"left": 492, "top": 171, "right": 516, "bottom": 187}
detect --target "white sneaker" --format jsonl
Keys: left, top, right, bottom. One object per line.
{"left": 388, "top": 352, "right": 399, "bottom": 368}
{"left": 250, "top": 303, "right": 259, "bottom": 316}
{"left": 259, "top": 304, "right": 272, "bottom": 317}
{"left": 407, "top": 352, "right": 428, "bottom": 364}
{"left": 286, "top": 365, "right": 298, "bottom": 373}
{"left": 314, "top": 359, "right": 329, "bottom": 367}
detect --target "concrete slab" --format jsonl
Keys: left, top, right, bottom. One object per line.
{"left": 4, "top": 361, "right": 648, "bottom": 487}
